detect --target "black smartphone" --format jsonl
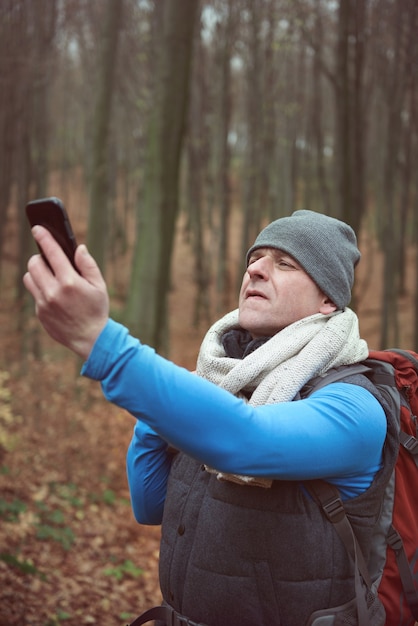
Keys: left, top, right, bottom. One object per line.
{"left": 26, "top": 197, "right": 79, "bottom": 272}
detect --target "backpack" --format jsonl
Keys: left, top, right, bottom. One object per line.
{"left": 305, "top": 349, "right": 418, "bottom": 626}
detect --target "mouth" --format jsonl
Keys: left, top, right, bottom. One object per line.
{"left": 246, "top": 290, "right": 267, "bottom": 300}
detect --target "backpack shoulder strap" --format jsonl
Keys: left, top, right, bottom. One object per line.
{"left": 386, "top": 524, "right": 418, "bottom": 619}
{"left": 300, "top": 363, "right": 372, "bottom": 398}
{"left": 305, "top": 480, "right": 372, "bottom": 626}
{"left": 399, "top": 430, "right": 418, "bottom": 467}
{"left": 301, "top": 359, "right": 402, "bottom": 425}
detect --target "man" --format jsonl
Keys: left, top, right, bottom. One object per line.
{"left": 24, "top": 210, "right": 397, "bottom": 626}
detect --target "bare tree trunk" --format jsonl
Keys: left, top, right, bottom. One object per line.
{"left": 216, "top": 0, "right": 236, "bottom": 312}
{"left": 398, "top": 84, "right": 413, "bottom": 297}
{"left": 186, "top": 20, "right": 211, "bottom": 328}
{"left": 311, "top": 9, "right": 331, "bottom": 215}
{"left": 397, "top": 2, "right": 418, "bottom": 296}
{"left": 240, "top": 0, "right": 264, "bottom": 273}
{"left": 125, "top": 0, "right": 198, "bottom": 353}
{"left": 87, "top": 0, "right": 123, "bottom": 274}
{"left": 334, "top": 0, "right": 367, "bottom": 234}
{"left": 13, "top": 0, "right": 58, "bottom": 358}
{"left": 379, "top": 1, "right": 411, "bottom": 348}
{"left": 262, "top": 0, "right": 280, "bottom": 223}
{"left": 0, "top": 1, "right": 30, "bottom": 278}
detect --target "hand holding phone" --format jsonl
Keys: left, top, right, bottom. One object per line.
{"left": 26, "top": 197, "right": 79, "bottom": 272}
{"left": 24, "top": 202, "right": 110, "bottom": 359}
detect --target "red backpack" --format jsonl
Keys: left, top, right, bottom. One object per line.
{"left": 369, "top": 350, "right": 418, "bottom": 624}
{"left": 307, "top": 349, "right": 418, "bottom": 625}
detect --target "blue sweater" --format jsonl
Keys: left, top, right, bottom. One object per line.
{"left": 82, "top": 319, "right": 387, "bottom": 525}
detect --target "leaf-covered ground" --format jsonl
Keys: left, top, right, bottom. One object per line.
{"left": 0, "top": 336, "right": 164, "bottom": 626}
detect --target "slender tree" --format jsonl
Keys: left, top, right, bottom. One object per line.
{"left": 240, "top": 0, "right": 264, "bottom": 261}
{"left": 185, "top": 15, "right": 212, "bottom": 327}
{"left": 215, "top": 0, "right": 237, "bottom": 311}
{"left": 310, "top": 4, "right": 331, "bottom": 215}
{"left": 377, "top": 0, "right": 415, "bottom": 347}
{"left": 87, "top": 0, "right": 123, "bottom": 273}
{"left": 333, "top": 0, "right": 368, "bottom": 234}
{"left": 124, "top": 0, "right": 199, "bottom": 352}
{"left": 0, "top": 2, "right": 17, "bottom": 268}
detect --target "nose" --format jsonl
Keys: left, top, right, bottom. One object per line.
{"left": 247, "top": 255, "right": 270, "bottom": 279}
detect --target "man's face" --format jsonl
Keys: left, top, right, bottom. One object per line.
{"left": 238, "top": 247, "right": 336, "bottom": 338}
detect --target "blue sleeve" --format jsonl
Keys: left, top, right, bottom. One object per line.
{"left": 83, "top": 320, "right": 387, "bottom": 524}
{"left": 126, "top": 419, "right": 172, "bottom": 524}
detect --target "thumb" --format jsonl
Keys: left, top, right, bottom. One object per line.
{"left": 75, "top": 245, "right": 105, "bottom": 287}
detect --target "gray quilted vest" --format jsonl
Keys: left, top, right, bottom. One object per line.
{"left": 158, "top": 373, "right": 398, "bottom": 626}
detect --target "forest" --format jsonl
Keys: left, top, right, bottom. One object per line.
{"left": 1, "top": 0, "right": 418, "bottom": 624}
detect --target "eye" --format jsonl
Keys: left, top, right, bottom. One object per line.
{"left": 248, "top": 254, "right": 262, "bottom": 265}
{"left": 276, "top": 257, "right": 296, "bottom": 270}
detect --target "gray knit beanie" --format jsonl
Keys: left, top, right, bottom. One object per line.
{"left": 246, "top": 210, "right": 360, "bottom": 310}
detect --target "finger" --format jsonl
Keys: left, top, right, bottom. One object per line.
{"left": 23, "top": 269, "right": 45, "bottom": 304}
{"left": 74, "top": 244, "right": 107, "bottom": 289}
{"left": 27, "top": 251, "right": 49, "bottom": 274}
{"left": 26, "top": 252, "right": 55, "bottom": 294}
{"left": 31, "top": 225, "right": 75, "bottom": 277}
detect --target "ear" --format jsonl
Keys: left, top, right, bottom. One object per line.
{"left": 319, "top": 297, "right": 338, "bottom": 315}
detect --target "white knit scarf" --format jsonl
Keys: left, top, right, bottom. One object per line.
{"left": 196, "top": 308, "right": 368, "bottom": 488}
